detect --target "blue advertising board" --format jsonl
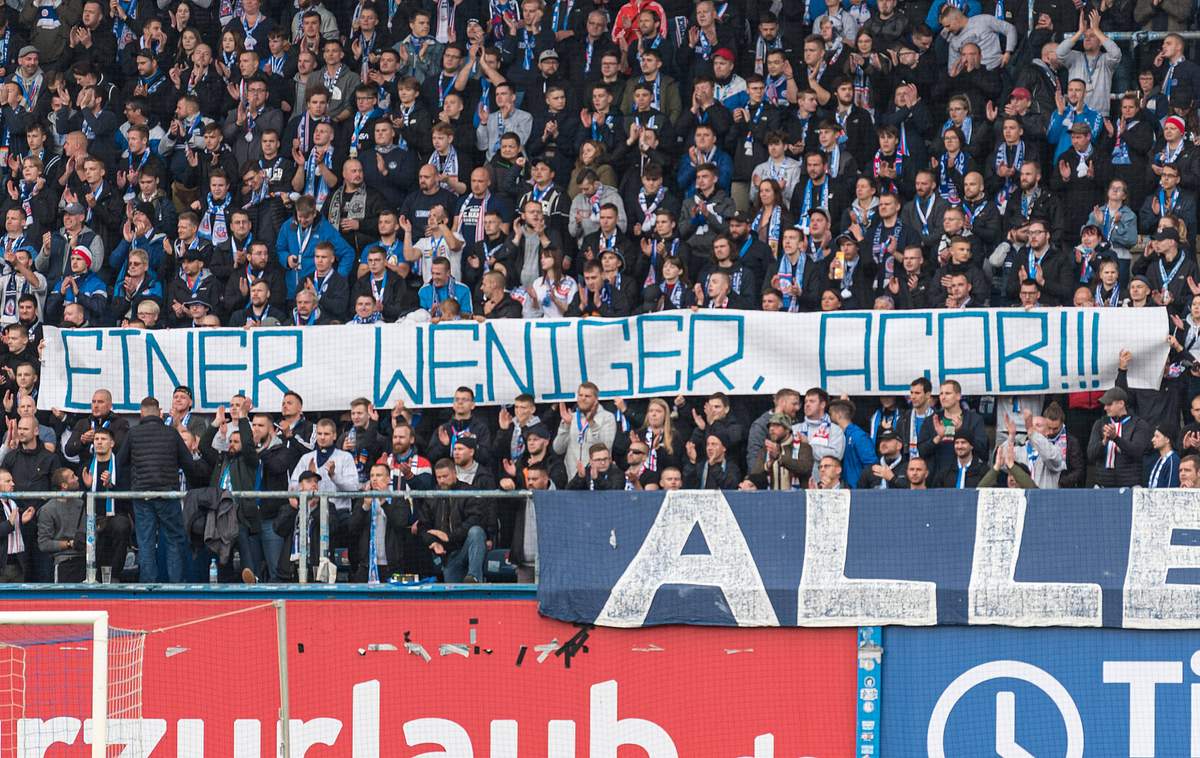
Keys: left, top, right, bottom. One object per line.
{"left": 881, "top": 626, "right": 1200, "bottom": 757}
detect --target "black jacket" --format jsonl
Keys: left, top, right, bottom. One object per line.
{"left": 349, "top": 494, "right": 420, "bottom": 578}
{"left": 117, "top": 415, "right": 200, "bottom": 491}
{"left": 0, "top": 444, "right": 55, "bottom": 496}
{"left": 566, "top": 467, "right": 626, "bottom": 490}
{"left": 200, "top": 419, "right": 262, "bottom": 531}
{"left": 682, "top": 459, "right": 743, "bottom": 489}
{"left": 1087, "top": 414, "right": 1152, "bottom": 488}
{"left": 417, "top": 483, "right": 486, "bottom": 551}
{"left": 932, "top": 456, "right": 988, "bottom": 488}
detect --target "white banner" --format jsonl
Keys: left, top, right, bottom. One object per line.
{"left": 38, "top": 308, "right": 1169, "bottom": 411}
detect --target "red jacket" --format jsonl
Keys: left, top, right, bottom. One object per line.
{"left": 611, "top": 0, "right": 667, "bottom": 45}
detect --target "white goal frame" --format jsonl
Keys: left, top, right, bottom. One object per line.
{"left": 0, "top": 610, "right": 109, "bottom": 758}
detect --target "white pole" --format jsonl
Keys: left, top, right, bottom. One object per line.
{"left": 91, "top": 613, "right": 109, "bottom": 758}
{"left": 274, "top": 600, "right": 290, "bottom": 758}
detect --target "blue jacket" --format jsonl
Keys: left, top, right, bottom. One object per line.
{"left": 418, "top": 280, "right": 474, "bottom": 315}
{"left": 275, "top": 216, "right": 356, "bottom": 297}
{"left": 925, "top": 0, "right": 981, "bottom": 31}
{"left": 1146, "top": 451, "right": 1180, "bottom": 488}
{"left": 841, "top": 422, "right": 878, "bottom": 489}
{"left": 49, "top": 271, "right": 109, "bottom": 325}
{"left": 1047, "top": 106, "right": 1103, "bottom": 162}
{"left": 111, "top": 233, "right": 168, "bottom": 279}
{"left": 677, "top": 148, "right": 733, "bottom": 199}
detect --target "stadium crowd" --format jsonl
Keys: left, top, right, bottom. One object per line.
{"left": 0, "top": 0, "right": 1197, "bottom": 583}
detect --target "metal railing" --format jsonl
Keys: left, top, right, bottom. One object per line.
{"left": 1107, "top": 30, "right": 1200, "bottom": 53}
{"left": 8, "top": 489, "right": 532, "bottom": 586}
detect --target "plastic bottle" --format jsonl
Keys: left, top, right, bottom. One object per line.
{"left": 209, "top": 559, "right": 218, "bottom": 584}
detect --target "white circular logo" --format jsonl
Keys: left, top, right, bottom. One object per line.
{"left": 927, "top": 660, "right": 1083, "bottom": 758}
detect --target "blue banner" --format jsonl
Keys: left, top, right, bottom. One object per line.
{"left": 881, "top": 626, "right": 1200, "bottom": 757}
{"left": 534, "top": 488, "right": 1200, "bottom": 629}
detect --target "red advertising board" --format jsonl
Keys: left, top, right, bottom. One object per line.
{"left": 0, "top": 597, "right": 855, "bottom": 757}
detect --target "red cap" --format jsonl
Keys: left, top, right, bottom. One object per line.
{"left": 1009, "top": 87, "right": 1032, "bottom": 100}
{"left": 713, "top": 48, "right": 734, "bottom": 61}
{"left": 1164, "top": 115, "right": 1186, "bottom": 133}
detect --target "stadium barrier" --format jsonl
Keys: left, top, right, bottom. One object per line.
{"left": 6, "top": 489, "right": 531, "bottom": 586}
{"left": 0, "top": 595, "right": 858, "bottom": 757}
{"left": 9, "top": 482, "right": 1200, "bottom": 755}
{"left": 3, "top": 594, "right": 1194, "bottom": 756}
{"left": 1108, "top": 30, "right": 1200, "bottom": 52}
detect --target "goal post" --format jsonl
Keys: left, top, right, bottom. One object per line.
{"left": 0, "top": 610, "right": 111, "bottom": 758}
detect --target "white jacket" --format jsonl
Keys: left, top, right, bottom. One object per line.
{"left": 289, "top": 448, "right": 360, "bottom": 511}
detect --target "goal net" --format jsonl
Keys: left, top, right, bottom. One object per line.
{"left": 0, "top": 612, "right": 145, "bottom": 758}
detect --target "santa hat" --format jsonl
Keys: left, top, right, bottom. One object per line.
{"left": 1164, "top": 116, "right": 1186, "bottom": 134}
{"left": 70, "top": 245, "right": 93, "bottom": 269}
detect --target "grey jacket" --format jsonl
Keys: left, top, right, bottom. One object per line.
{"left": 552, "top": 407, "right": 618, "bottom": 477}
{"left": 182, "top": 487, "right": 239, "bottom": 563}
{"left": 37, "top": 495, "right": 85, "bottom": 566}
{"left": 475, "top": 107, "right": 534, "bottom": 160}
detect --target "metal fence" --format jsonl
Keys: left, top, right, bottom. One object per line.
{"left": 8, "top": 488, "right": 532, "bottom": 586}
{"left": 1107, "top": 30, "right": 1200, "bottom": 53}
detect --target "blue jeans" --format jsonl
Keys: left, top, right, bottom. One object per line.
{"left": 259, "top": 520, "right": 285, "bottom": 582}
{"left": 134, "top": 498, "right": 185, "bottom": 583}
{"left": 443, "top": 526, "right": 486, "bottom": 582}
{"left": 238, "top": 525, "right": 266, "bottom": 580}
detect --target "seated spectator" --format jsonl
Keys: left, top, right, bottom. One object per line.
{"left": 421, "top": 458, "right": 487, "bottom": 583}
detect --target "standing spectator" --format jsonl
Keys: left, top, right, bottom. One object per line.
{"left": 683, "top": 431, "right": 742, "bottom": 489}
{"left": 117, "top": 396, "right": 200, "bottom": 583}
{"left": 1087, "top": 386, "right": 1151, "bottom": 487}
{"left": 1055, "top": 11, "right": 1122, "bottom": 114}
{"left": 288, "top": 417, "right": 359, "bottom": 563}
{"left": 553, "top": 382, "right": 617, "bottom": 475}
{"left": 1147, "top": 424, "right": 1181, "bottom": 487}
{"left": 828, "top": 398, "right": 877, "bottom": 488}
{"left": 933, "top": 433, "right": 987, "bottom": 488}
{"left": 567, "top": 442, "right": 625, "bottom": 490}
